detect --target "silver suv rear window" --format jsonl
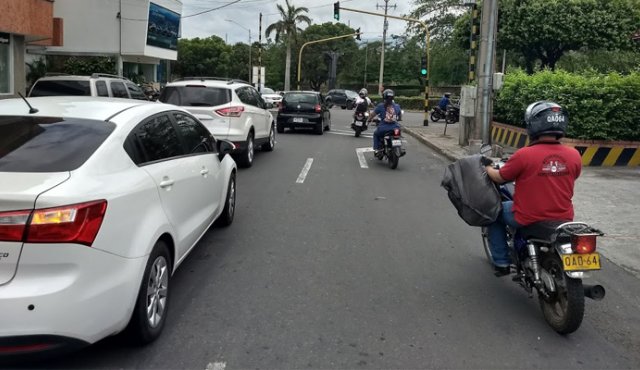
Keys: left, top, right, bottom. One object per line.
{"left": 159, "top": 86, "right": 231, "bottom": 107}
{"left": 0, "top": 116, "right": 115, "bottom": 172}
{"left": 29, "top": 80, "right": 91, "bottom": 97}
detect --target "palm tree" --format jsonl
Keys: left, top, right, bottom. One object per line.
{"left": 265, "top": 0, "right": 311, "bottom": 91}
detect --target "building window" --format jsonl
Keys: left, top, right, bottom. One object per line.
{"left": 0, "top": 33, "right": 12, "bottom": 95}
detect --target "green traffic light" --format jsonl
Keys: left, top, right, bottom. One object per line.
{"left": 333, "top": 2, "right": 340, "bottom": 21}
{"left": 420, "top": 69, "right": 427, "bottom": 75}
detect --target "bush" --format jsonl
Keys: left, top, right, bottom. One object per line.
{"left": 494, "top": 70, "right": 640, "bottom": 141}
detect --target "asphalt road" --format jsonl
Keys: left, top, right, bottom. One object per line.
{"left": 19, "top": 108, "right": 640, "bottom": 369}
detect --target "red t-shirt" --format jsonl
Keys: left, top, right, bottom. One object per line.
{"left": 499, "top": 142, "right": 582, "bottom": 226}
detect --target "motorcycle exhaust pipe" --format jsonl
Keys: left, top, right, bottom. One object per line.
{"left": 584, "top": 284, "right": 606, "bottom": 300}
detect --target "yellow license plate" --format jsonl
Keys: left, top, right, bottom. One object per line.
{"left": 562, "top": 253, "right": 601, "bottom": 271}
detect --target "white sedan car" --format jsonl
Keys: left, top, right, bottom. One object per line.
{"left": 0, "top": 97, "right": 237, "bottom": 359}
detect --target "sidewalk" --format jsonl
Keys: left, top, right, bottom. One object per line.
{"left": 403, "top": 120, "right": 640, "bottom": 279}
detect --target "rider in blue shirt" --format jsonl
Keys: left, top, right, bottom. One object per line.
{"left": 438, "top": 92, "right": 451, "bottom": 111}
{"left": 369, "top": 89, "right": 401, "bottom": 154}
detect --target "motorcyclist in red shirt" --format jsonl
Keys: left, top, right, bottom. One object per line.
{"left": 483, "top": 101, "right": 582, "bottom": 276}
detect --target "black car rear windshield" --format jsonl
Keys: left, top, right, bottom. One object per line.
{"left": 29, "top": 80, "right": 91, "bottom": 97}
{"left": 283, "top": 93, "right": 319, "bottom": 104}
{"left": 0, "top": 116, "right": 115, "bottom": 172}
{"left": 159, "top": 86, "right": 232, "bottom": 107}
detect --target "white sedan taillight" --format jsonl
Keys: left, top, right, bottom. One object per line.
{"left": 215, "top": 106, "right": 245, "bottom": 117}
{"left": 0, "top": 200, "right": 107, "bottom": 246}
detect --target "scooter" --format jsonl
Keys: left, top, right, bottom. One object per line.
{"left": 351, "top": 101, "right": 370, "bottom": 137}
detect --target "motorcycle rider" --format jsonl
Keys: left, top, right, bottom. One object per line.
{"left": 483, "top": 101, "right": 582, "bottom": 276}
{"left": 369, "top": 89, "right": 402, "bottom": 156}
{"left": 438, "top": 92, "right": 451, "bottom": 111}
{"left": 353, "top": 88, "right": 373, "bottom": 124}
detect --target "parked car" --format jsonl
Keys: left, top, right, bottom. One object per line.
{"left": 28, "top": 73, "right": 148, "bottom": 101}
{"left": 260, "top": 87, "right": 283, "bottom": 107}
{"left": 159, "top": 77, "right": 276, "bottom": 168}
{"left": 325, "top": 89, "right": 358, "bottom": 109}
{"left": 0, "top": 96, "right": 237, "bottom": 360}
{"left": 277, "top": 91, "right": 331, "bottom": 135}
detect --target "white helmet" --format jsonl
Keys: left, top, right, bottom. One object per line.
{"left": 359, "top": 88, "right": 368, "bottom": 97}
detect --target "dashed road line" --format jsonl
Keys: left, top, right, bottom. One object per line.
{"left": 296, "top": 158, "right": 314, "bottom": 183}
{"left": 356, "top": 147, "right": 374, "bottom": 168}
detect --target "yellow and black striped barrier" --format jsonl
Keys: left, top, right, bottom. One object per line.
{"left": 491, "top": 122, "right": 640, "bottom": 167}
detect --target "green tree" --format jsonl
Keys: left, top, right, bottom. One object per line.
{"left": 299, "top": 22, "right": 358, "bottom": 90}
{"left": 409, "top": 0, "right": 472, "bottom": 40}
{"left": 173, "top": 36, "right": 231, "bottom": 78}
{"left": 63, "top": 56, "right": 116, "bottom": 75}
{"left": 499, "top": 0, "right": 640, "bottom": 73}
{"left": 265, "top": 0, "right": 311, "bottom": 91}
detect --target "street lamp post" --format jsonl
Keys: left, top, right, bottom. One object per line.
{"left": 226, "top": 19, "right": 252, "bottom": 83}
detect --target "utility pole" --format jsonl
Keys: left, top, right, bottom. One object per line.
{"left": 376, "top": 0, "right": 395, "bottom": 94}
{"left": 363, "top": 41, "right": 368, "bottom": 87}
{"left": 472, "top": 0, "right": 498, "bottom": 149}
{"left": 258, "top": 12, "right": 262, "bottom": 92}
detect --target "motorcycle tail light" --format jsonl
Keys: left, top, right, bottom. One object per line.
{"left": 571, "top": 234, "right": 597, "bottom": 254}
{"left": 315, "top": 104, "right": 322, "bottom": 113}
{"left": 393, "top": 128, "right": 401, "bottom": 137}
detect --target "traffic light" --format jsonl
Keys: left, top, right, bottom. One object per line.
{"left": 355, "top": 27, "right": 361, "bottom": 41}
{"left": 420, "top": 55, "right": 427, "bottom": 76}
{"left": 333, "top": 2, "right": 340, "bottom": 21}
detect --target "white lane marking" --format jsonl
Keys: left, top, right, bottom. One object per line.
{"left": 296, "top": 158, "right": 314, "bottom": 183}
{"left": 206, "top": 362, "right": 226, "bottom": 370}
{"left": 356, "top": 147, "right": 374, "bottom": 168}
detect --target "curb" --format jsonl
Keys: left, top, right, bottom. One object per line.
{"left": 403, "top": 127, "right": 461, "bottom": 162}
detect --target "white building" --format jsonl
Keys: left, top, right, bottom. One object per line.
{"left": 28, "top": 0, "right": 182, "bottom": 83}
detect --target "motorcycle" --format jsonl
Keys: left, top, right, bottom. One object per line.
{"left": 430, "top": 106, "right": 445, "bottom": 122}
{"left": 481, "top": 159, "right": 605, "bottom": 334}
{"left": 351, "top": 103, "right": 370, "bottom": 137}
{"left": 445, "top": 104, "right": 460, "bottom": 124}
{"left": 372, "top": 116, "right": 406, "bottom": 169}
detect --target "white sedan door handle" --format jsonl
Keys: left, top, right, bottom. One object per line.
{"left": 159, "top": 178, "right": 174, "bottom": 188}
{"left": 200, "top": 168, "right": 209, "bottom": 176}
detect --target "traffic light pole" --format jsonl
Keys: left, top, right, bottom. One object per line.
{"left": 338, "top": 5, "right": 431, "bottom": 126}
{"left": 297, "top": 32, "right": 362, "bottom": 91}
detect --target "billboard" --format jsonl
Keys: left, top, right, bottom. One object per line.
{"left": 146, "top": 2, "right": 180, "bottom": 50}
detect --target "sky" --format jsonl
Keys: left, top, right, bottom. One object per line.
{"left": 180, "top": 0, "right": 416, "bottom": 45}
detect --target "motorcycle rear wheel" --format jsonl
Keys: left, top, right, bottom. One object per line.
{"left": 538, "top": 253, "right": 585, "bottom": 335}
{"left": 354, "top": 126, "right": 361, "bottom": 137}
{"left": 430, "top": 111, "right": 441, "bottom": 122}
{"left": 388, "top": 148, "right": 399, "bottom": 169}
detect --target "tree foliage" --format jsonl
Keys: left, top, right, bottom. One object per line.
{"left": 63, "top": 56, "right": 116, "bottom": 75}
{"left": 265, "top": 0, "right": 311, "bottom": 90}
{"left": 409, "top": 0, "right": 472, "bottom": 40}
{"left": 499, "top": 0, "right": 640, "bottom": 73}
{"left": 298, "top": 22, "right": 358, "bottom": 90}
{"left": 173, "top": 36, "right": 231, "bottom": 78}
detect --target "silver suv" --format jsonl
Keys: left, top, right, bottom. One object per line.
{"left": 28, "top": 73, "right": 148, "bottom": 100}
{"left": 159, "top": 77, "right": 276, "bottom": 168}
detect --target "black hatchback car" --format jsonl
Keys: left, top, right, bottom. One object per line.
{"left": 277, "top": 91, "right": 331, "bottom": 135}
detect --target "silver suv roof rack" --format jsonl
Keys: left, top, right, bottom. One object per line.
{"left": 174, "top": 77, "right": 250, "bottom": 85}
{"left": 91, "top": 73, "right": 127, "bottom": 80}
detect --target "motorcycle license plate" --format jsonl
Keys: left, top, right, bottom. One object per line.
{"left": 293, "top": 117, "right": 304, "bottom": 123}
{"left": 392, "top": 139, "right": 402, "bottom": 147}
{"left": 355, "top": 121, "right": 363, "bottom": 126}
{"left": 562, "top": 253, "right": 601, "bottom": 271}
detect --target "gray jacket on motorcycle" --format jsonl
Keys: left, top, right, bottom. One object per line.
{"left": 441, "top": 155, "right": 502, "bottom": 227}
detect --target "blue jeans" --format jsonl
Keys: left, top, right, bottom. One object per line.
{"left": 373, "top": 122, "right": 400, "bottom": 150}
{"left": 487, "top": 201, "right": 522, "bottom": 267}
